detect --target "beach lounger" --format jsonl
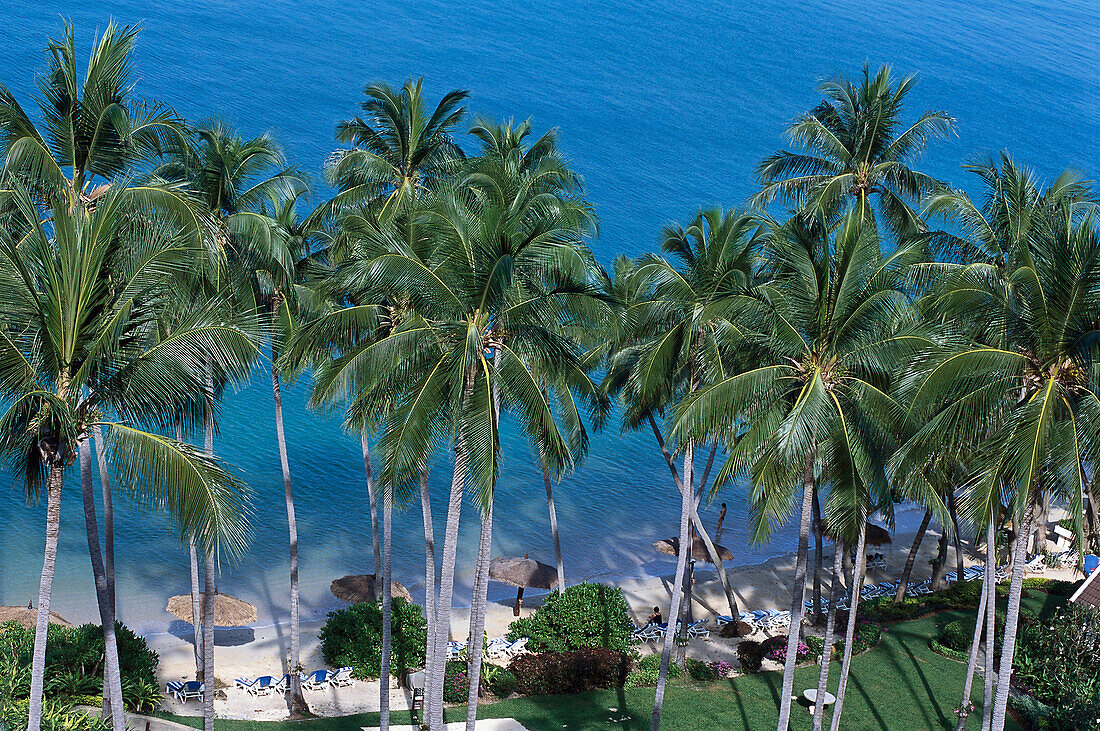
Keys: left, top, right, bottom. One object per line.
{"left": 301, "top": 669, "right": 333, "bottom": 691}
{"left": 1024, "top": 555, "right": 1047, "bottom": 574}
{"left": 687, "top": 620, "right": 710, "bottom": 639}
{"left": 234, "top": 675, "right": 283, "bottom": 696}
{"left": 446, "top": 640, "right": 467, "bottom": 660}
{"left": 485, "top": 637, "right": 512, "bottom": 660}
{"left": 330, "top": 667, "right": 354, "bottom": 688}
{"left": 504, "top": 637, "right": 529, "bottom": 658}
{"left": 166, "top": 680, "right": 203, "bottom": 703}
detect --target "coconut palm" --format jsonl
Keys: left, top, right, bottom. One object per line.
{"left": 895, "top": 158, "right": 1100, "bottom": 730}
{"left": 0, "top": 183, "right": 254, "bottom": 731}
{"left": 754, "top": 65, "right": 954, "bottom": 240}
{"left": 674, "top": 209, "right": 935, "bottom": 730}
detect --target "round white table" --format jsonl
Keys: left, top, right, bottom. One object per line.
{"left": 803, "top": 688, "right": 836, "bottom": 707}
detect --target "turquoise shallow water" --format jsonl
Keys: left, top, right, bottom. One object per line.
{"left": 0, "top": 1, "right": 1096, "bottom": 632}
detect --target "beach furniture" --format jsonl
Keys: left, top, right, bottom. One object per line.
{"left": 404, "top": 668, "right": 426, "bottom": 724}
{"left": 686, "top": 620, "right": 710, "bottom": 639}
{"left": 803, "top": 688, "right": 836, "bottom": 715}
{"left": 301, "top": 669, "right": 333, "bottom": 691}
{"left": 329, "top": 667, "right": 354, "bottom": 688}
{"left": 165, "top": 680, "right": 203, "bottom": 703}
{"left": 234, "top": 675, "right": 284, "bottom": 696}
{"left": 485, "top": 637, "right": 512, "bottom": 660}
{"left": 446, "top": 640, "right": 467, "bottom": 660}
{"left": 632, "top": 622, "right": 665, "bottom": 642}
{"left": 1024, "top": 555, "right": 1047, "bottom": 574}
{"left": 503, "top": 637, "right": 529, "bottom": 658}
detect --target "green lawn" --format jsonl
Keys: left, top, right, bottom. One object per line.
{"left": 163, "top": 591, "right": 1063, "bottom": 730}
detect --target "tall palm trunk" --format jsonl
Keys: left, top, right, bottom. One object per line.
{"left": 812, "top": 544, "right": 845, "bottom": 731}
{"left": 427, "top": 440, "right": 466, "bottom": 729}
{"left": 363, "top": 432, "right": 382, "bottom": 578}
{"left": 895, "top": 511, "right": 932, "bottom": 603}
{"left": 28, "top": 461, "right": 63, "bottom": 731}
{"left": 956, "top": 520, "right": 993, "bottom": 731}
{"left": 930, "top": 531, "right": 949, "bottom": 590}
{"left": 948, "top": 490, "right": 965, "bottom": 583}
{"left": 92, "top": 424, "right": 115, "bottom": 612}
{"left": 79, "top": 438, "right": 126, "bottom": 729}
{"left": 650, "top": 439, "right": 694, "bottom": 731}
{"left": 202, "top": 373, "right": 216, "bottom": 731}
{"left": 647, "top": 416, "right": 739, "bottom": 619}
{"left": 776, "top": 446, "right": 815, "bottom": 731}
{"left": 828, "top": 519, "right": 868, "bottom": 731}
{"left": 177, "top": 417, "right": 204, "bottom": 679}
{"left": 982, "top": 515, "right": 996, "bottom": 729}
{"left": 465, "top": 499, "right": 494, "bottom": 730}
{"left": 812, "top": 484, "right": 824, "bottom": 623}
{"left": 419, "top": 469, "right": 437, "bottom": 684}
{"left": 990, "top": 501, "right": 1035, "bottom": 731}
{"left": 540, "top": 456, "right": 565, "bottom": 594}
{"left": 271, "top": 349, "right": 308, "bottom": 715}
{"left": 380, "top": 481, "right": 394, "bottom": 729}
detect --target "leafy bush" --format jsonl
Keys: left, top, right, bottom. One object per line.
{"left": 0, "top": 620, "right": 157, "bottom": 712}
{"left": 1021, "top": 577, "right": 1081, "bottom": 596}
{"left": 505, "top": 583, "right": 635, "bottom": 653}
{"left": 319, "top": 598, "right": 427, "bottom": 679}
{"left": 685, "top": 658, "right": 717, "bottom": 682}
{"left": 834, "top": 619, "right": 884, "bottom": 656}
{"left": 1011, "top": 603, "right": 1100, "bottom": 727}
{"left": 859, "top": 579, "right": 1014, "bottom": 623}
{"left": 0, "top": 698, "right": 110, "bottom": 731}
{"left": 442, "top": 660, "right": 469, "bottom": 703}
{"left": 761, "top": 636, "right": 815, "bottom": 664}
{"left": 805, "top": 635, "right": 824, "bottom": 660}
{"left": 482, "top": 664, "right": 516, "bottom": 698}
{"left": 510, "top": 648, "right": 630, "bottom": 695}
{"left": 623, "top": 653, "right": 682, "bottom": 688}
{"left": 736, "top": 640, "right": 763, "bottom": 673}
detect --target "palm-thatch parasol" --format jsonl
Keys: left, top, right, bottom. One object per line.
{"left": 813, "top": 519, "right": 893, "bottom": 546}
{"left": 489, "top": 556, "right": 558, "bottom": 616}
{"left": 166, "top": 592, "right": 257, "bottom": 627}
{"left": 330, "top": 574, "right": 412, "bottom": 605}
{"left": 0, "top": 606, "right": 71, "bottom": 629}
{"left": 653, "top": 536, "right": 734, "bottom": 563}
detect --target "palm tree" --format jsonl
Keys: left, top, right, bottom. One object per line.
{"left": 895, "top": 158, "right": 1099, "bottom": 730}
{"left": 675, "top": 210, "right": 935, "bottom": 730}
{"left": 0, "top": 183, "right": 254, "bottom": 731}
{"left": 754, "top": 65, "right": 954, "bottom": 239}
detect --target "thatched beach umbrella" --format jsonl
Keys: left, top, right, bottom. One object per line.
{"left": 330, "top": 574, "right": 412, "bottom": 605}
{"left": 489, "top": 556, "right": 557, "bottom": 616}
{"left": 166, "top": 592, "right": 257, "bottom": 627}
{"left": 653, "top": 536, "right": 734, "bottom": 563}
{"left": 0, "top": 606, "right": 71, "bottom": 629}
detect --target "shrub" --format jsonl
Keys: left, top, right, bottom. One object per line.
{"left": 805, "top": 635, "right": 825, "bottom": 660}
{"left": 1011, "top": 603, "right": 1100, "bottom": 726}
{"left": 736, "top": 640, "right": 763, "bottom": 673}
{"left": 0, "top": 698, "right": 110, "bottom": 731}
{"left": 510, "top": 648, "right": 630, "bottom": 695}
{"left": 685, "top": 657, "right": 717, "bottom": 682}
{"left": 1021, "top": 578, "right": 1080, "bottom": 597}
{"left": 483, "top": 664, "right": 516, "bottom": 698}
{"left": 623, "top": 653, "right": 682, "bottom": 688}
{"left": 505, "top": 583, "right": 635, "bottom": 653}
{"left": 761, "top": 636, "right": 814, "bottom": 664}
{"left": 442, "top": 660, "right": 469, "bottom": 703}
{"left": 319, "top": 597, "right": 427, "bottom": 679}
{"left": 834, "top": 619, "right": 884, "bottom": 656}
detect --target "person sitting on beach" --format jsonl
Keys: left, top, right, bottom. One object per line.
{"left": 646, "top": 606, "right": 663, "bottom": 625}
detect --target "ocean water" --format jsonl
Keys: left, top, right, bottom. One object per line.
{"left": 0, "top": 0, "right": 1096, "bottom": 633}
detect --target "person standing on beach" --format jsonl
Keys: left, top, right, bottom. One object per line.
{"left": 716, "top": 503, "right": 727, "bottom": 541}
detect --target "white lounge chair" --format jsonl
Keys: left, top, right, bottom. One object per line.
{"left": 686, "top": 620, "right": 710, "bottom": 639}
{"left": 1024, "top": 555, "right": 1047, "bottom": 574}
{"left": 330, "top": 667, "right": 354, "bottom": 688}
{"left": 301, "top": 669, "right": 333, "bottom": 691}
{"left": 166, "top": 680, "right": 203, "bottom": 703}
{"left": 446, "top": 640, "right": 467, "bottom": 660}
{"left": 234, "top": 676, "right": 284, "bottom": 695}
{"left": 503, "top": 637, "right": 529, "bottom": 658}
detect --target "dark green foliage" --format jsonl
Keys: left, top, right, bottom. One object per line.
{"left": 685, "top": 658, "right": 717, "bottom": 682}
{"left": 860, "top": 579, "right": 1016, "bottom": 622}
{"left": 443, "top": 661, "right": 469, "bottom": 703}
{"left": 736, "top": 640, "right": 763, "bottom": 673}
{"left": 0, "top": 621, "right": 158, "bottom": 712}
{"left": 833, "top": 620, "right": 884, "bottom": 656}
{"left": 624, "top": 653, "right": 682, "bottom": 688}
{"left": 319, "top": 598, "right": 427, "bottom": 678}
{"left": 483, "top": 664, "right": 516, "bottom": 698}
{"left": 1012, "top": 604, "right": 1100, "bottom": 728}
{"left": 505, "top": 583, "right": 635, "bottom": 654}
{"left": 1022, "top": 577, "right": 1080, "bottom": 596}
{"left": 804, "top": 635, "right": 825, "bottom": 660}
{"left": 0, "top": 698, "right": 110, "bottom": 731}
{"left": 509, "top": 648, "right": 630, "bottom": 695}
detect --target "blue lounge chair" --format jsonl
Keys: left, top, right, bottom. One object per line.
{"left": 301, "top": 669, "right": 333, "bottom": 691}
{"left": 235, "top": 675, "right": 284, "bottom": 696}
{"left": 166, "top": 680, "right": 203, "bottom": 703}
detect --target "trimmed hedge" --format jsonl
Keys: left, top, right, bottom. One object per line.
{"left": 319, "top": 597, "right": 427, "bottom": 679}
{"left": 505, "top": 583, "right": 635, "bottom": 654}
{"left": 510, "top": 648, "right": 630, "bottom": 695}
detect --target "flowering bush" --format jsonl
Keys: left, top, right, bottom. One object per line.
{"left": 834, "top": 619, "right": 885, "bottom": 656}
{"left": 736, "top": 640, "right": 763, "bottom": 673}
{"left": 442, "top": 660, "right": 469, "bottom": 703}
{"left": 709, "top": 660, "right": 733, "bottom": 678}
{"left": 762, "top": 637, "right": 813, "bottom": 664}
{"left": 509, "top": 648, "right": 630, "bottom": 695}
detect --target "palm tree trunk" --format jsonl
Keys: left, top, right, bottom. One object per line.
{"left": 92, "top": 424, "right": 114, "bottom": 613}
{"left": 271, "top": 353, "right": 308, "bottom": 715}
{"left": 427, "top": 440, "right": 466, "bottom": 729}
{"left": 982, "top": 515, "right": 996, "bottom": 730}
{"left": 956, "top": 522, "right": 992, "bottom": 731}
{"left": 202, "top": 550, "right": 216, "bottom": 731}
{"left": 647, "top": 416, "right": 739, "bottom": 619}
{"left": 380, "top": 481, "right": 394, "bottom": 730}
{"left": 948, "top": 490, "right": 965, "bottom": 583}
{"left": 176, "top": 417, "right": 204, "bottom": 679}
{"left": 990, "top": 501, "right": 1035, "bottom": 731}
{"left": 776, "top": 446, "right": 815, "bottom": 731}
{"left": 27, "top": 459, "right": 64, "bottom": 731}
{"left": 362, "top": 431, "right": 382, "bottom": 579}
{"left": 79, "top": 437, "right": 126, "bottom": 729}
{"left": 930, "top": 531, "right": 949, "bottom": 590}
{"left": 540, "top": 457, "right": 565, "bottom": 594}
{"left": 419, "top": 468, "right": 437, "bottom": 684}
{"left": 464, "top": 498, "right": 494, "bottom": 730}
{"left": 650, "top": 439, "right": 694, "bottom": 731}
{"left": 829, "top": 519, "right": 868, "bottom": 731}
{"left": 895, "top": 511, "right": 932, "bottom": 603}
{"left": 812, "top": 543, "right": 844, "bottom": 731}
{"left": 812, "top": 483, "right": 824, "bottom": 623}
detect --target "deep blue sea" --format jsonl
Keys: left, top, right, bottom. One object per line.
{"left": 0, "top": 0, "right": 1096, "bottom": 632}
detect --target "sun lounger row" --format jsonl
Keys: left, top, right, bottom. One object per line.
{"left": 165, "top": 680, "right": 203, "bottom": 703}
{"left": 715, "top": 610, "right": 790, "bottom": 633}
{"left": 631, "top": 619, "right": 712, "bottom": 642}
{"left": 447, "top": 636, "right": 530, "bottom": 661}
{"left": 226, "top": 667, "right": 353, "bottom": 698}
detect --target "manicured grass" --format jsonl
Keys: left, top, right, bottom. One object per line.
{"left": 163, "top": 591, "right": 1064, "bottom": 730}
